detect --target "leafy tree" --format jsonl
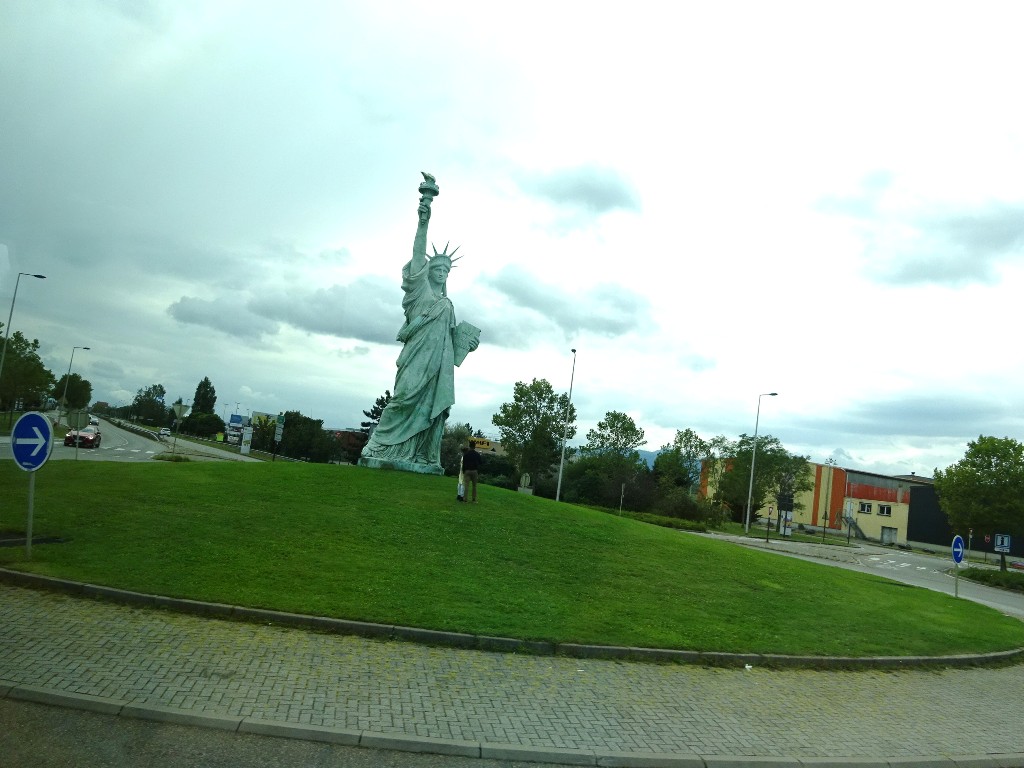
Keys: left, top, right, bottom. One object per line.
{"left": 52, "top": 372, "right": 93, "bottom": 412}
{"left": 653, "top": 429, "right": 722, "bottom": 520}
{"left": 711, "top": 434, "right": 812, "bottom": 524}
{"left": 582, "top": 410, "right": 646, "bottom": 456}
{"left": 479, "top": 451, "right": 518, "bottom": 490}
{"left": 250, "top": 413, "right": 277, "bottom": 452}
{"left": 492, "top": 378, "right": 576, "bottom": 479}
{"left": 182, "top": 411, "right": 226, "bottom": 438}
{"left": 192, "top": 377, "right": 217, "bottom": 414}
{"left": 654, "top": 428, "right": 710, "bottom": 493}
{"left": 934, "top": 436, "right": 1024, "bottom": 571}
{"left": 132, "top": 384, "right": 167, "bottom": 425}
{"left": 334, "top": 429, "right": 368, "bottom": 464}
{"left": 277, "top": 410, "right": 339, "bottom": 463}
{"left": 0, "top": 330, "right": 55, "bottom": 415}
{"left": 561, "top": 451, "right": 654, "bottom": 510}
{"left": 361, "top": 390, "right": 392, "bottom": 434}
{"left": 560, "top": 410, "right": 652, "bottom": 509}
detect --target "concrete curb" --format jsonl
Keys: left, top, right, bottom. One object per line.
{"left": 2, "top": 567, "right": 1022, "bottom": 671}
{"left": 3, "top": 679, "right": 1024, "bottom": 768}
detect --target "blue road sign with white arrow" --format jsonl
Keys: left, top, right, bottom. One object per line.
{"left": 11, "top": 411, "right": 53, "bottom": 472}
{"left": 951, "top": 534, "right": 965, "bottom": 564}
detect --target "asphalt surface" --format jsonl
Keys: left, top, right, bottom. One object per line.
{"left": 1, "top": 416, "right": 262, "bottom": 463}
{"left": 0, "top": 698, "right": 567, "bottom": 768}
{"left": 2, "top": 573, "right": 1024, "bottom": 768}
{"left": 725, "top": 533, "right": 1024, "bottom": 620}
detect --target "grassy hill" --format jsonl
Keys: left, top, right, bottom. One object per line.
{"left": 2, "top": 460, "right": 1023, "bottom": 657}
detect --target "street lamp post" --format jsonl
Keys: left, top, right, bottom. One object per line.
{"left": 555, "top": 348, "right": 577, "bottom": 502}
{"left": 60, "top": 346, "right": 90, "bottom": 426}
{"left": 0, "top": 272, "right": 47, "bottom": 395}
{"left": 744, "top": 392, "right": 778, "bottom": 533}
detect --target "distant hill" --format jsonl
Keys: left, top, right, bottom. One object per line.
{"left": 638, "top": 449, "right": 660, "bottom": 468}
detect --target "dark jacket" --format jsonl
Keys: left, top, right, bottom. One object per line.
{"left": 462, "top": 448, "right": 482, "bottom": 471}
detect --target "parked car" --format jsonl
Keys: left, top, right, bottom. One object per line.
{"left": 158, "top": 427, "right": 171, "bottom": 437}
{"left": 65, "top": 425, "right": 101, "bottom": 448}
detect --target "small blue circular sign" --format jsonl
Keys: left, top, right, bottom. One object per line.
{"left": 951, "top": 535, "right": 965, "bottom": 565}
{"left": 11, "top": 411, "right": 54, "bottom": 472}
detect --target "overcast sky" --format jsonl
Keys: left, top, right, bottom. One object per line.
{"left": 3, "top": 1, "right": 1024, "bottom": 476}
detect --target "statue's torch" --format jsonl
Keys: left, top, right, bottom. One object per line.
{"left": 419, "top": 172, "right": 440, "bottom": 209}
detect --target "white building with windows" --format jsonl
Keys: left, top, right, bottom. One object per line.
{"left": 789, "top": 465, "right": 932, "bottom": 545}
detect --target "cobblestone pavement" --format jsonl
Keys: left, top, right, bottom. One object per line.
{"left": 2, "top": 584, "right": 1024, "bottom": 761}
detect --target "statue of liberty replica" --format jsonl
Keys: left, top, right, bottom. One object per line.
{"left": 359, "top": 173, "right": 480, "bottom": 475}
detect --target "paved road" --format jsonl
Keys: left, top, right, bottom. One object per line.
{"left": 1, "top": 699, "right": 567, "bottom": 768}
{"left": 1, "top": 417, "right": 260, "bottom": 464}
{"left": 723, "top": 534, "right": 1024, "bottom": 619}
{"left": 2, "top": 582, "right": 1023, "bottom": 766}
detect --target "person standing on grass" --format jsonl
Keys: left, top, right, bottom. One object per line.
{"left": 461, "top": 442, "right": 482, "bottom": 503}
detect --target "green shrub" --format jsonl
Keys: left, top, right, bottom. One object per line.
{"left": 962, "top": 567, "right": 1024, "bottom": 593}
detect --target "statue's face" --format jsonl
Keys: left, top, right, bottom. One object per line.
{"left": 429, "top": 261, "right": 450, "bottom": 287}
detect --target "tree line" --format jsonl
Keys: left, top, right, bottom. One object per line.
{"left": 425, "top": 377, "right": 815, "bottom": 526}
{"left": 483, "top": 379, "right": 1024, "bottom": 556}
{"left": 97, "top": 376, "right": 367, "bottom": 464}
{"left": 9, "top": 323, "right": 1016, "bottom": 549}
{"left": 0, "top": 324, "right": 93, "bottom": 423}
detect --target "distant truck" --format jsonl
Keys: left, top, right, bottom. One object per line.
{"left": 224, "top": 424, "right": 243, "bottom": 445}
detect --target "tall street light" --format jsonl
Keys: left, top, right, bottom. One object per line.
{"left": 744, "top": 392, "right": 778, "bottom": 533}
{"left": 0, "top": 272, "right": 47, "bottom": 394}
{"left": 60, "top": 346, "right": 90, "bottom": 426}
{"left": 555, "top": 348, "right": 577, "bottom": 502}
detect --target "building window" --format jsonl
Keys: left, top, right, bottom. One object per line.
{"left": 878, "top": 504, "right": 892, "bottom": 517}
{"left": 859, "top": 502, "right": 872, "bottom": 514}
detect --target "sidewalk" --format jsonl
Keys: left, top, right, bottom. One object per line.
{"left": 2, "top": 582, "right": 1023, "bottom": 767}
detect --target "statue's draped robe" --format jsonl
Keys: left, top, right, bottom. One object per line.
{"left": 361, "top": 258, "right": 455, "bottom": 466}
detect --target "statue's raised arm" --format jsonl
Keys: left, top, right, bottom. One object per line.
{"left": 411, "top": 172, "right": 439, "bottom": 272}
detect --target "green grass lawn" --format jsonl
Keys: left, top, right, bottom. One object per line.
{"left": 2, "top": 460, "right": 1023, "bottom": 657}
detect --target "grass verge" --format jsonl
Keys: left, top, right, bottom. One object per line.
{"left": 2, "top": 460, "right": 1022, "bottom": 657}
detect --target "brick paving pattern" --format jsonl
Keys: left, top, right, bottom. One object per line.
{"left": 2, "top": 584, "right": 1023, "bottom": 759}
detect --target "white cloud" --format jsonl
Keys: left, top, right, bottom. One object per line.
{"left": 4, "top": 0, "right": 1024, "bottom": 474}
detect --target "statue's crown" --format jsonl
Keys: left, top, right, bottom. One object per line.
{"left": 428, "top": 242, "right": 462, "bottom": 267}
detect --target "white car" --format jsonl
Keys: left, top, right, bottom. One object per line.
{"left": 158, "top": 427, "right": 172, "bottom": 437}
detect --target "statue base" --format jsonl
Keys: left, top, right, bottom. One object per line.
{"left": 357, "top": 456, "right": 444, "bottom": 476}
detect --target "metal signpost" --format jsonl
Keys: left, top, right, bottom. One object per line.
{"left": 10, "top": 412, "right": 54, "bottom": 560}
{"left": 274, "top": 414, "right": 285, "bottom": 460}
{"left": 171, "top": 402, "right": 190, "bottom": 454}
{"left": 951, "top": 534, "right": 965, "bottom": 598}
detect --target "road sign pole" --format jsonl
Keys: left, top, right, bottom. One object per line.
{"left": 26, "top": 471, "right": 35, "bottom": 560}
{"left": 951, "top": 535, "right": 965, "bottom": 598}
{"left": 11, "top": 412, "right": 54, "bottom": 559}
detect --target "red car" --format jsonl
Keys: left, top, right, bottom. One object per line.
{"left": 65, "top": 425, "right": 102, "bottom": 448}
